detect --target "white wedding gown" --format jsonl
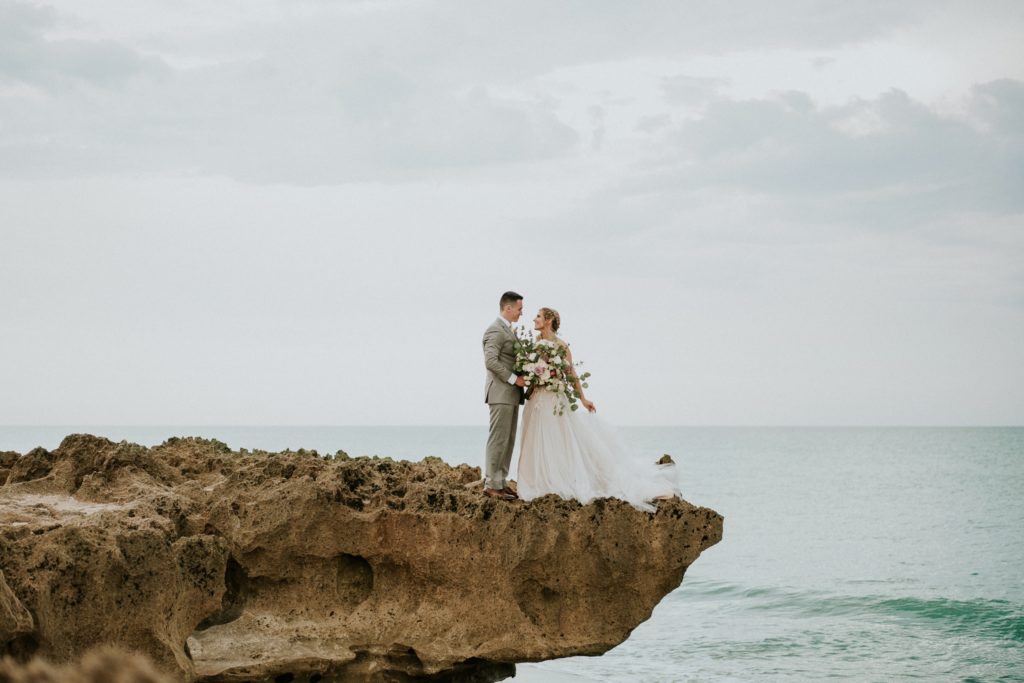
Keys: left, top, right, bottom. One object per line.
{"left": 516, "top": 387, "right": 680, "bottom": 511}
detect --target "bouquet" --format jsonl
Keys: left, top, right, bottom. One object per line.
{"left": 512, "top": 327, "right": 591, "bottom": 415}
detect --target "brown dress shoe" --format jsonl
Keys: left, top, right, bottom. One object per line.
{"left": 484, "top": 487, "right": 515, "bottom": 501}
{"left": 500, "top": 487, "right": 519, "bottom": 499}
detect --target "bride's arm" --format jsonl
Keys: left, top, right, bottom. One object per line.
{"left": 564, "top": 345, "right": 596, "bottom": 412}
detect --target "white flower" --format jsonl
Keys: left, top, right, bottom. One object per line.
{"left": 529, "top": 353, "right": 537, "bottom": 361}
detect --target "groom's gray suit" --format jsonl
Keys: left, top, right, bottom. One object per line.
{"left": 482, "top": 317, "right": 525, "bottom": 490}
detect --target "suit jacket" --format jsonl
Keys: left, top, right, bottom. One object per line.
{"left": 482, "top": 318, "right": 525, "bottom": 406}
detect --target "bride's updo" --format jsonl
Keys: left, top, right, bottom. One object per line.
{"left": 539, "top": 307, "right": 561, "bottom": 333}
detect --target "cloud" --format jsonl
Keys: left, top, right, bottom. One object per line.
{"left": 0, "top": 1, "right": 169, "bottom": 89}
{"left": 0, "top": 1, "right": 53, "bottom": 42}
{"left": 661, "top": 75, "right": 729, "bottom": 106}
{"left": 0, "top": 78, "right": 579, "bottom": 183}
{"left": 0, "top": 0, "right": 970, "bottom": 185}
{"left": 623, "top": 80, "right": 1024, "bottom": 233}
{"left": 0, "top": 1, "right": 585, "bottom": 183}
{"left": 970, "top": 77, "right": 1024, "bottom": 135}
{"left": 402, "top": 0, "right": 939, "bottom": 79}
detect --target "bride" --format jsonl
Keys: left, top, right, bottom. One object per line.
{"left": 515, "top": 307, "right": 680, "bottom": 512}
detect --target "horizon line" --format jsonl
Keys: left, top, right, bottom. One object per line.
{"left": 2, "top": 424, "right": 1022, "bottom": 429}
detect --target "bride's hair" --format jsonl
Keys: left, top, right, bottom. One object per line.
{"left": 539, "top": 307, "right": 560, "bottom": 332}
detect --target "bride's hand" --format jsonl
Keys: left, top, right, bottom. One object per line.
{"left": 581, "top": 399, "right": 596, "bottom": 413}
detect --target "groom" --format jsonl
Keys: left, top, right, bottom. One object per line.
{"left": 481, "top": 290, "right": 526, "bottom": 501}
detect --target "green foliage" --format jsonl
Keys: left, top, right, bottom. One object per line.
{"left": 512, "top": 326, "right": 594, "bottom": 416}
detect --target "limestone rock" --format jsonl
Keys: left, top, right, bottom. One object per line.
{"left": 0, "top": 570, "right": 33, "bottom": 649}
{"left": 0, "top": 646, "right": 173, "bottom": 683}
{"left": 0, "top": 434, "right": 723, "bottom": 681}
{"left": 0, "top": 452, "right": 18, "bottom": 487}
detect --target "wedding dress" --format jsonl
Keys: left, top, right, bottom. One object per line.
{"left": 516, "top": 387, "right": 680, "bottom": 512}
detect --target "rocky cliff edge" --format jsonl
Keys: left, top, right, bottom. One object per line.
{"left": 0, "top": 435, "right": 722, "bottom": 681}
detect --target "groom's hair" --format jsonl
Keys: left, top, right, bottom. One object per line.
{"left": 499, "top": 291, "right": 523, "bottom": 310}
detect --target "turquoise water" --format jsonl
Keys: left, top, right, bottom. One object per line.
{"left": 2, "top": 426, "right": 1022, "bottom": 681}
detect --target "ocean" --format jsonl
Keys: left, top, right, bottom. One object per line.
{"left": 2, "top": 426, "right": 1022, "bottom": 682}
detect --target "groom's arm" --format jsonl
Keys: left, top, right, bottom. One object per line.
{"left": 483, "top": 328, "right": 518, "bottom": 384}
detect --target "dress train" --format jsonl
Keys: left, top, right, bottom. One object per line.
{"left": 516, "top": 388, "right": 679, "bottom": 512}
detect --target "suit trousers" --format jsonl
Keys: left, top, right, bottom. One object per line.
{"left": 485, "top": 402, "right": 519, "bottom": 489}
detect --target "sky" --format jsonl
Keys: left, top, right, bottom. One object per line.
{"left": 1, "top": 0, "right": 1022, "bottom": 426}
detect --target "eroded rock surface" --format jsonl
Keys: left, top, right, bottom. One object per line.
{"left": 0, "top": 646, "right": 173, "bottom": 683}
{"left": 0, "top": 435, "right": 722, "bottom": 681}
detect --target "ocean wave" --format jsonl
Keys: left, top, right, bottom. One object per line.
{"left": 679, "top": 580, "right": 1024, "bottom": 642}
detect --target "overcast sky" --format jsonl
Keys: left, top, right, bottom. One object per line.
{"left": 1, "top": 0, "right": 1022, "bottom": 426}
